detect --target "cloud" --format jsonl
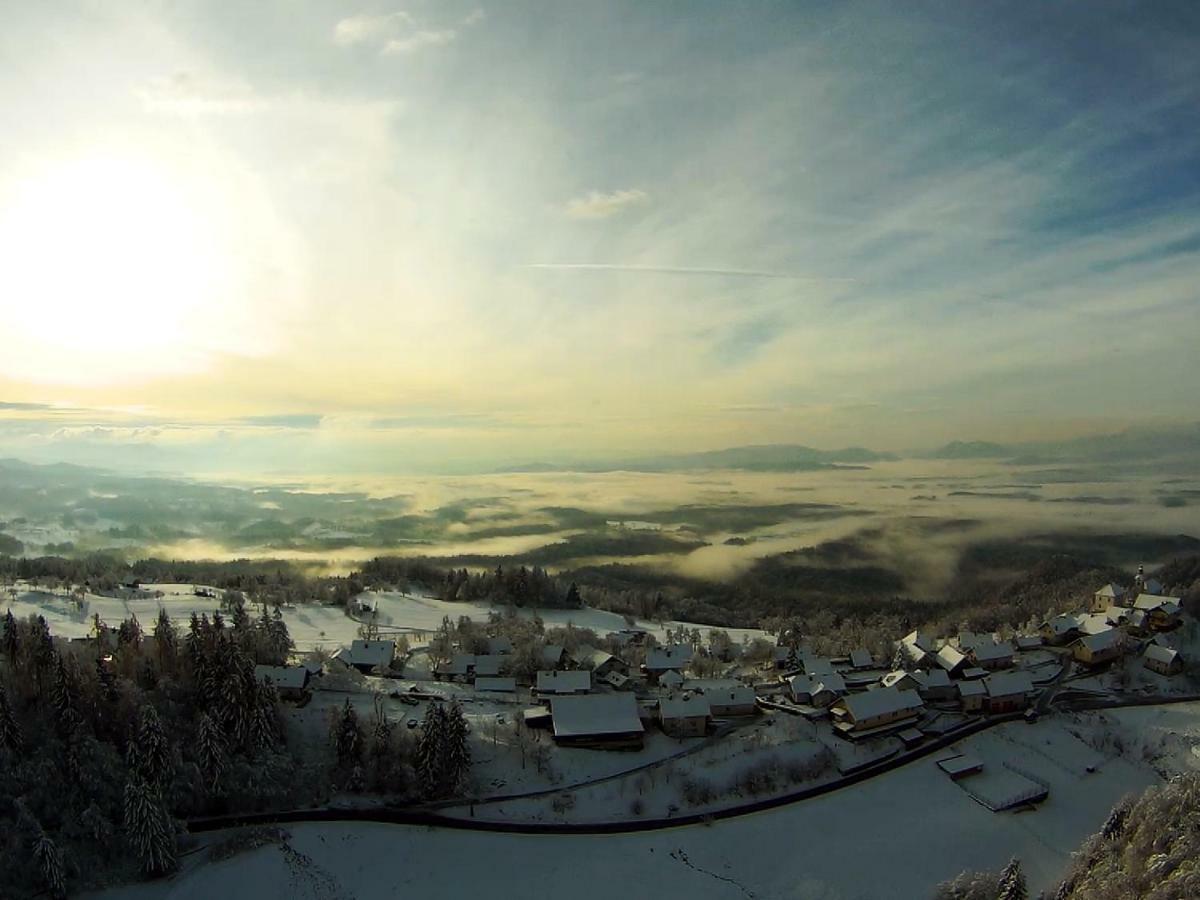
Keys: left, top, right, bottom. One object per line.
{"left": 0, "top": 400, "right": 54, "bottom": 410}
{"left": 565, "top": 188, "right": 649, "bottom": 220}
{"left": 382, "top": 29, "right": 458, "bottom": 55}
{"left": 137, "top": 71, "right": 264, "bottom": 115}
{"left": 460, "top": 9, "right": 487, "bottom": 27}
{"left": 333, "top": 12, "right": 414, "bottom": 47}
{"left": 238, "top": 414, "right": 324, "bottom": 429}
{"left": 524, "top": 263, "right": 844, "bottom": 281}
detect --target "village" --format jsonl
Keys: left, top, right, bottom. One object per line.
{"left": 7, "top": 561, "right": 1193, "bottom": 830}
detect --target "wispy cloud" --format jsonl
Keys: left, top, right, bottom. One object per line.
{"left": 238, "top": 414, "right": 324, "bottom": 429}
{"left": 565, "top": 188, "right": 648, "bottom": 220}
{"left": 383, "top": 29, "right": 458, "bottom": 55}
{"left": 137, "top": 71, "right": 263, "bottom": 116}
{"left": 525, "top": 264, "right": 847, "bottom": 281}
{"left": 333, "top": 11, "right": 414, "bottom": 47}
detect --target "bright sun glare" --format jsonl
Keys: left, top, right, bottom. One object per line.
{"left": 0, "top": 154, "right": 231, "bottom": 384}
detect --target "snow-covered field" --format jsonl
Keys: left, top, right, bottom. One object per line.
{"left": 3, "top": 583, "right": 769, "bottom": 652}
{"left": 91, "top": 710, "right": 1164, "bottom": 900}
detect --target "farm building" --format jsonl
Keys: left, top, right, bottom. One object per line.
{"left": 536, "top": 669, "right": 591, "bottom": 698}
{"left": 934, "top": 645, "right": 968, "bottom": 676}
{"left": 658, "top": 694, "right": 711, "bottom": 738}
{"left": 1143, "top": 643, "right": 1183, "bottom": 676}
{"left": 1014, "top": 635, "right": 1043, "bottom": 651}
{"left": 475, "top": 676, "right": 518, "bottom": 693}
{"left": 697, "top": 684, "right": 757, "bottom": 717}
{"left": 659, "top": 669, "right": 685, "bottom": 690}
{"left": 910, "top": 668, "right": 955, "bottom": 702}
{"left": 434, "top": 653, "right": 503, "bottom": 681}
{"left": 1133, "top": 594, "right": 1182, "bottom": 631}
{"left": 982, "top": 671, "right": 1034, "bottom": 713}
{"left": 881, "top": 670, "right": 920, "bottom": 692}
{"left": 958, "top": 679, "right": 986, "bottom": 713}
{"left": 253, "top": 665, "right": 309, "bottom": 699}
{"left": 1071, "top": 629, "right": 1124, "bottom": 667}
{"left": 968, "top": 641, "right": 1014, "bottom": 670}
{"left": 897, "top": 630, "right": 936, "bottom": 667}
{"left": 549, "top": 693, "right": 645, "bottom": 749}
{"left": 849, "top": 648, "right": 873, "bottom": 669}
{"left": 1040, "top": 614, "right": 1084, "bottom": 645}
{"left": 806, "top": 679, "right": 844, "bottom": 708}
{"left": 787, "top": 674, "right": 818, "bottom": 704}
{"left": 645, "top": 645, "right": 694, "bottom": 679}
{"left": 937, "top": 755, "right": 984, "bottom": 780}
{"left": 803, "top": 657, "right": 836, "bottom": 677}
{"left": 830, "top": 686, "right": 924, "bottom": 735}
{"left": 332, "top": 639, "right": 395, "bottom": 674}
{"left": 572, "top": 646, "right": 628, "bottom": 678}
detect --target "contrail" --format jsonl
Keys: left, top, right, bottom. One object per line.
{"left": 524, "top": 263, "right": 852, "bottom": 281}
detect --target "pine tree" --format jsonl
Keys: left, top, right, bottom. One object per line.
{"left": 442, "top": 699, "right": 471, "bottom": 796}
{"left": 1, "top": 608, "right": 18, "bottom": 663}
{"left": 565, "top": 582, "right": 582, "bottom": 607}
{"left": 123, "top": 776, "right": 177, "bottom": 875}
{"left": 332, "top": 698, "right": 362, "bottom": 769}
{"left": 129, "top": 705, "right": 171, "bottom": 790}
{"left": 95, "top": 653, "right": 117, "bottom": 703}
{"left": 415, "top": 703, "right": 447, "bottom": 797}
{"left": 0, "top": 681, "right": 22, "bottom": 752}
{"left": 196, "top": 712, "right": 226, "bottom": 792}
{"left": 32, "top": 831, "right": 66, "bottom": 899}
{"left": 154, "top": 608, "right": 177, "bottom": 671}
{"left": 996, "top": 858, "right": 1027, "bottom": 900}
{"left": 249, "top": 680, "right": 279, "bottom": 754}
{"left": 51, "top": 653, "right": 82, "bottom": 736}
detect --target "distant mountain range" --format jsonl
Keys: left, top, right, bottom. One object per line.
{"left": 498, "top": 423, "right": 1200, "bottom": 474}
{"left": 497, "top": 444, "right": 896, "bottom": 474}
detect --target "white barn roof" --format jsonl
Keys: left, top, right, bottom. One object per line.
{"left": 837, "top": 686, "right": 923, "bottom": 721}
{"left": 1143, "top": 643, "right": 1179, "bottom": 666}
{"left": 254, "top": 665, "right": 308, "bottom": 690}
{"left": 659, "top": 695, "right": 711, "bottom": 720}
{"left": 971, "top": 641, "right": 1013, "bottom": 662}
{"left": 550, "top": 693, "right": 644, "bottom": 739}
{"left": 983, "top": 670, "right": 1034, "bottom": 698}
{"left": 646, "top": 645, "right": 694, "bottom": 670}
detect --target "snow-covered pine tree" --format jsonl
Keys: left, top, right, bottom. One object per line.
{"left": 0, "top": 681, "right": 22, "bottom": 752}
{"left": 415, "top": 702, "right": 447, "bottom": 796}
{"left": 32, "top": 830, "right": 66, "bottom": 899}
{"left": 1, "top": 608, "right": 18, "bottom": 663}
{"left": 51, "top": 653, "right": 82, "bottom": 735}
{"left": 442, "top": 699, "right": 471, "bottom": 796}
{"left": 154, "top": 608, "right": 177, "bottom": 671}
{"left": 196, "top": 711, "right": 226, "bottom": 792}
{"left": 249, "top": 679, "right": 279, "bottom": 754}
{"left": 332, "top": 698, "right": 362, "bottom": 769}
{"left": 123, "top": 776, "right": 177, "bottom": 875}
{"left": 129, "top": 705, "right": 171, "bottom": 790}
{"left": 996, "top": 858, "right": 1027, "bottom": 900}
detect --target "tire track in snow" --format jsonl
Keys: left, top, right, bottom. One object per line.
{"left": 669, "top": 848, "right": 756, "bottom": 898}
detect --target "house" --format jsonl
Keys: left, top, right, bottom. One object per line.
{"left": 1071, "top": 629, "right": 1124, "bottom": 667}
{"left": 849, "top": 648, "right": 873, "bottom": 669}
{"left": 982, "top": 670, "right": 1035, "bottom": 713}
{"left": 352, "top": 597, "right": 376, "bottom": 615}
{"left": 540, "top": 644, "right": 567, "bottom": 669}
{"left": 934, "top": 645, "right": 969, "bottom": 676}
{"left": 806, "top": 678, "right": 845, "bottom": 708}
{"left": 549, "top": 693, "right": 644, "bottom": 749}
{"left": 435, "top": 654, "right": 477, "bottom": 679}
{"left": 1079, "top": 614, "right": 1116, "bottom": 636}
{"left": 645, "top": 645, "right": 694, "bottom": 679}
{"left": 1014, "top": 635, "right": 1043, "bottom": 651}
{"left": 253, "top": 665, "right": 309, "bottom": 699}
{"left": 1125, "top": 608, "right": 1151, "bottom": 635}
{"left": 332, "top": 639, "right": 396, "bottom": 674}
{"left": 695, "top": 683, "right": 757, "bottom": 717}
{"left": 1103, "top": 606, "right": 1131, "bottom": 627}
{"left": 485, "top": 636, "right": 514, "bottom": 655}
{"left": 658, "top": 694, "right": 711, "bottom": 738}
{"left": 910, "top": 668, "right": 955, "bottom": 702}
{"left": 601, "top": 670, "right": 631, "bottom": 690}
{"left": 1092, "top": 583, "right": 1127, "bottom": 612}
{"left": 969, "top": 641, "right": 1014, "bottom": 670}
{"left": 1143, "top": 644, "right": 1183, "bottom": 676}
{"left": 961, "top": 666, "right": 989, "bottom": 680}
{"left": 472, "top": 656, "right": 503, "bottom": 677}
{"left": 1133, "top": 594, "right": 1183, "bottom": 631}
{"left": 830, "top": 686, "right": 924, "bottom": 735}
{"left": 787, "top": 674, "right": 818, "bottom": 704}
{"left": 958, "top": 679, "right": 986, "bottom": 713}
{"left": 897, "top": 630, "right": 936, "bottom": 666}
{"left": 1040, "top": 614, "right": 1084, "bottom": 645}
{"left": 804, "top": 657, "right": 836, "bottom": 677}
{"left": 937, "top": 754, "right": 984, "bottom": 780}
{"left": 535, "top": 669, "right": 591, "bottom": 698}
{"left": 881, "top": 670, "right": 921, "bottom": 692}
{"left": 956, "top": 631, "right": 990, "bottom": 652}
{"left": 572, "top": 646, "right": 628, "bottom": 678}
{"left": 660, "top": 669, "right": 685, "bottom": 690}
{"left": 612, "top": 628, "right": 648, "bottom": 647}
{"left": 475, "top": 676, "right": 517, "bottom": 693}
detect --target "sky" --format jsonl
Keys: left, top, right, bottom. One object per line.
{"left": 0, "top": 1, "right": 1198, "bottom": 475}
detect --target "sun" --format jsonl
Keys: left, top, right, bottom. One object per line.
{"left": 0, "top": 153, "right": 232, "bottom": 384}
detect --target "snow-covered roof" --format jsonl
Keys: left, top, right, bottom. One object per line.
{"left": 912, "top": 669, "right": 951, "bottom": 689}
{"left": 473, "top": 656, "right": 503, "bottom": 677}
{"left": 983, "top": 670, "right": 1034, "bottom": 698}
{"left": 1143, "top": 644, "right": 1180, "bottom": 666}
{"left": 962, "top": 667, "right": 989, "bottom": 680}
{"left": 338, "top": 639, "right": 395, "bottom": 668}
{"left": 935, "top": 645, "right": 967, "bottom": 672}
{"left": 804, "top": 657, "right": 835, "bottom": 676}
{"left": 901, "top": 630, "right": 935, "bottom": 653}
{"left": 485, "top": 637, "right": 514, "bottom": 655}
{"left": 536, "top": 669, "right": 591, "bottom": 693}
{"left": 660, "top": 669, "right": 685, "bottom": 687}
{"left": 881, "top": 670, "right": 918, "bottom": 689}
{"left": 646, "top": 645, "right": 693, "bottom": 670}
{"left": 254, "top": 665, "right": 308, "bottom": 690}
{"left": 849, "top": 649, "right": 873, "bottom": 668}
{"left": 836, "top": 686, "right": 923, "bottom": 721}
{"left": 957, "top": 680, "right": 986, "bottom": 697}
{"left": 1075, "top": 629, "right": 1123, "bottom": 653}
{"left": 970, "top": 641, "right": 1013, "bottom": 662}
{"left": 1094, "top": 583, "right": 1126, "bottom": 599}
{"left": 787, "top": 674, "right": 816, "bottom": 696}
{"left": 601, "top": 670, "right": 630, "bottom": 689}
{"left": 441, "top": 654, "right": 475, "bottom": 675}
{"left": 699, "top": 684, "right": 756, "bottom": 706}
{"left": 550, "top": 693, "right": 644, "bottom": 739}
{"left": 475, "top": 676, "right": 517, "bottom": 692}
{"left": 956, "top": 631, "right": 988, "bottom": 651}
{"left": 937, "top": 755, "right": 984, "bottom": 777}
{"left": 1103, "top": 607, "right": 1130, "bottom": 625}
{"left": 813, "top": 672, "right": 846, "bottom": 694}
{"left": 572, "top": 646, "right": 616, "bottom": 669}
{"left": 1014, "top": 635, "right": 1043, "bottom": 650}
{"left": 1042, "top": 614, "right": 1083, "bottom": 635}
{"left": 1078, "top": 615, "right": 1115, "bottom": 636}
{"left": 541, "top": 644, "right": 565, "bottom": 665}
{"left": 659, "top": 694, "right": 711, "bottom": 720}
{"left": 1141, "top": 578, "right": 1164, "bottom": 595}
{"left": 1134, "top": 593, "right": 1181, "bottom": 614}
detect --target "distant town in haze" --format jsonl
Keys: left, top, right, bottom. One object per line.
{"left": 2, "top": 2, "right": 1200, "bottom": 899}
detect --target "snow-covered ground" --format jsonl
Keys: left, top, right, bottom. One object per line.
{"left": 2, "top": 583, "right": 769, "bottom": 653}
{"left": 91, "top": 710, "right": 1161, "bottom": 900}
